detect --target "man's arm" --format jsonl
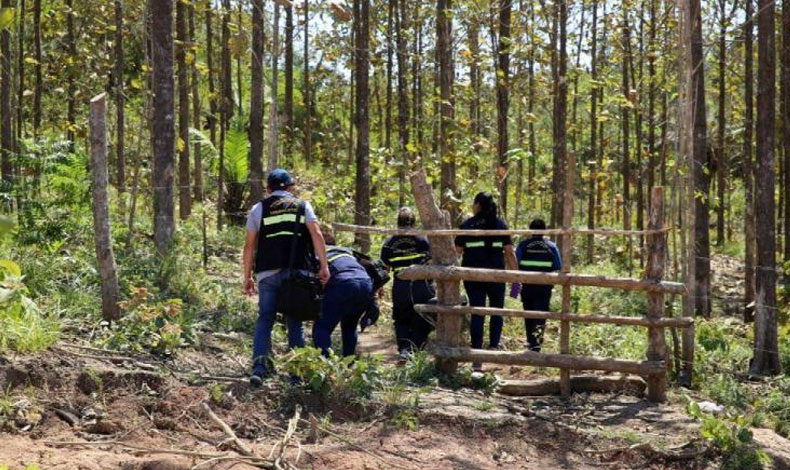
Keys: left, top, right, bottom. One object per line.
{"left": 307, "top": 221, "right": 331, "bottom": 285}
{"left": 504, "top": 244, "right": 518, "bottom": 271}
{"left": 242, "top": 229, "right": 258, "bottom": 295}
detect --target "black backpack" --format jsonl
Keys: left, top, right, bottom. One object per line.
{"left": 353, "top": 251, "right": 391, "bottom": 291}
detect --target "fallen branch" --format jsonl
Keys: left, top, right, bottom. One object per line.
{"left": 584, "top": 440, "right": 710, "bottom": 461}
{"left": 201, "top": 402, "right": 254, "bottom": 457}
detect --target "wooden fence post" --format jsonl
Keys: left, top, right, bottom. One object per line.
{"left": 646, "top": 186, "right": 667, "bottom": 402}
{"left": 90, "top": 93, "right": 121, "bottom": 321}
{"left": 559, "top": 152, "right": 575, "bottom": 397}
{"left": 410, "top": 169, "right": 462, "bottom": 373}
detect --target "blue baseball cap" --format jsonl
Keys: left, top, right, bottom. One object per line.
{"left": 267, "top": 169, "right": 294, "bottom": 190}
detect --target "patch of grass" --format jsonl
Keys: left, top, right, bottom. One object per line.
{"left": 0, "top": 260, "right": 60, "bottom": 353}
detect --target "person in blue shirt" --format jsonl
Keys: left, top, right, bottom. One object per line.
{"left": 312, "top": 227, "right": 374, "bottom": 357}
{"left": 381, "top": 207, "right": 435, "bottom": 363}
{"left": 510, "top": 218, "right": 562, "bottom": 352}
{"left": 454, "top": 192, "right": 518, "bottom": 372}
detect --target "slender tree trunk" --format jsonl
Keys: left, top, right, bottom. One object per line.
{"left": 646, "top": 0, "right": 656, "bottom": 208}
{"left": 716, "top": 0, "right": 727, "bottom": 246}
{"left": 354, "top": 0, "right": 371, "bottom": 253}
{"left": 16, "top": 0, "right": 24, "bottom": 143}
{"left": 438, "top": 0, "right": 455, "bottom": 217}
{"left": 469, "top": 21, "right": 480, "bottom": 139}
{"left": 690, "top": 0, "right": 711, "bottom": 318}
{"left": 236, "top": 5, "right": 243, "bottom": 116}
{"left": 249, "top": 0, "right": 264, "bottom": 202}
{"left": 0, "top": 0, "right": 12, "bottom": 183}
{"left": 303, "top": 0, "right": 311, "bottom": 164}
{"left": 189, "top": 3, "right": 202, "bottom": 201}
{"left": 268, "top": 2, "right": 280, "bottom": 172}
{"left": 66, "top": 0, "right": 76, "bottom": 150}
{"left": 221, "top": 0, "right": 233, "bottom": 122}
{"left": 586, "top": 0, "right": 598, "bottom": 263}
{"left": 33, "top": 0, "right": 41, "bottom": 140}
{"left": 396, "top": 0, "right": 410, "bottom": 207}
{"left": 621, "top": 14, "right": 631, "bottom": 236}
{"left": 151, "top": 0, "right": 175, "bottom": 255}
{"left": 527, "top": 2, "right": 536, "bottom": 193}
{"left": 744, "top": 0, "right": 756, "bottom": 322}
{"left": 114, "top": 0, "right": 125, "bottom": 193}
{"left": 385, "top": 0, "right": 393, "bottom": 152}
{"left": 782, "top": 0, "right": 790, "bottom": 267}
{"left": 750, "top": 0, "right": 781, "bottom": 376}
{"left": 495, "top": 0, "right": 511, "bottom": 215}
{"left": 284, "top": 1, "right": 294, "bottom": 161}
{"left": 177, "top": 0, "right": 191, "bottom": 219}
{"left": 90, "top": 94, "right": 120, "bottom": 321}
{"left": 205, "top": 7, "right": 217, "bottom": 146}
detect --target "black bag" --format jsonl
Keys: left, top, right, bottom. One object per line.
{"left": 357, "top": 256, "right": 391, "bottom": 291}
{"left": 276, "top": 202, "right": 323, "bottom": 322}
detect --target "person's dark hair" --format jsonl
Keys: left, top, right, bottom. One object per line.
{"left": 529, "top": 218, "right": 547, "bottom": 231}
{"left": 473, "top": 192, "right": 498, "bottom": 228}
{"left": 397, "top": 207, "right": 416, "bottom": 228}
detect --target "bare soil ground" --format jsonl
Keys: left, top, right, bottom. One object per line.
{"left": 0, "top": 326, "right": 727, "bottom": 470}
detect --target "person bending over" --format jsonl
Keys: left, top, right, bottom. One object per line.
{"left": 510, "top": 218, "right": 562, "bottom": 352}
{"left": 454, "top": 192, "right": 518, "bottom": 373}
{"left": 381, "top": 207, "right": 435, "bottom": 363}
{"left": 312, "top": 227, "right": 374, "bottom": 357}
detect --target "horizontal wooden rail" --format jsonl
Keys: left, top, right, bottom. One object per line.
{"left": 398, "top": 265, "right": 686, "bottom": 295}
{"left": 433, "top": 347, "right": 666, "bottom": 376}
{"left": 414, "top": 304, "right": 694, "bottom": 328}
{"left": 332, "top": 222, "right": 671, "bottom": 238}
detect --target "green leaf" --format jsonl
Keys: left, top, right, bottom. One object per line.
{"left": 0, "top": 7, "right": 14, "bottom": 30}
{"left": 0, "top": 259, "right": 21, "bottom": 277}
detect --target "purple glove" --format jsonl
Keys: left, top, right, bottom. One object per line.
{"left": 509, "top": 283, "right": 522, "bottom": 299}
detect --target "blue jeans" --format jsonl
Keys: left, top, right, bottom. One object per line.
{"left": 464, "top": 281, "right": 506, "bottom": 349}
{"left": 313, "top": 277, "right": 373, "bottom": 357}
{"left": 252, "top": 270, "right": 305, "bottom": 375}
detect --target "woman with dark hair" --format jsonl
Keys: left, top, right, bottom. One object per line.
{"left": 454, "top": 192, "right": 518, "bottom": 372}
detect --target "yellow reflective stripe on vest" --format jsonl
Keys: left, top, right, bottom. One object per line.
{"left": 393, "top": 266, "right": 409, "bottom": 273}
{"left": 492, "top": 242, "right": 503, "bottom": 248}
{"left": 328, "top": 253, "right": 355, "bottom": 263}
{"left": 465, "top": 241, "right": 485, "bottom": 248}
{"left": 262, "top": 213, "right": 304, "bottom": 226}
{"left": 520, "top": 260, "right": 553, "bottom": 267}
{"left": 388, "top": 253, "right": 425, "bottom": 262}
{"left": 266, "top": 230, "right": 296, "bottom": 238}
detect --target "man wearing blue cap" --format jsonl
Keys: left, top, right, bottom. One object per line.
{"left": 242, "top": 169, "right": 331, "bottom": 386}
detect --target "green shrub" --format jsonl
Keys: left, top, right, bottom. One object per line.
{"left": 279, "top": 347, "right": 384, "bottom": 401}
{"left": 0, "top": 259, "right": 60, "bottom": 353}
{"left": 688, "top": 401, "right": 770, "bottom": 470}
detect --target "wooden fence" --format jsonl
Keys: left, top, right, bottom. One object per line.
{"left": 335, "top": 174, "right": 689, "bottom": 403}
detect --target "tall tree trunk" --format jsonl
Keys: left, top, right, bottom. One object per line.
{"left": 284, "top": 1, "right": 294, "bottom": 161}
{"left": 90, "top": 94, "right": 121, "bottom": 321}
{"left": 395, "top": 0, "right": 410, "bottom": 207}
{"left": 586, "top": 0, "right": 598, "bottom": 263}
{"left": 66, "top": 0, "right": 75, "bottom": 150}
{"left": 249, "top": 0, "right": 264, "bottom": 201}
{"left": 495, "top": 0, "right": 511, "bottom": 216}
{"left": 782, "top": 0, "right": 790, "bottom": 268}
{"left": 646, "top": 0, "right": 656, "bottom": 208}
{"left": 268, "top": 2, "right": 280, "bottom": 172}
{"left": 715, "top": 0, "right": 727, "bottom": 246}
{"left": 0, "top": 0, "right": 12, "bottom": 183}
{"left": 236, "top": 5, "right": 243, "bottom": 116}
{"left": 468, "top": 21, "right": 480, "bottom": 139}
{"left": 114, "top": 0, "right": 125, "bottom": 193}
{"left": 303, "top": 0, "right": 312, "bottom": 164}
{"left": 385, "top": 0, "right": 393, "bottom": 152}
{"left": 16, "top": 0, "right": 24, "bottom": 143}
{"left": 205, "top": 6, "right": 217, "bottom": 146}
{"left": 33, "top": 0, "right": 41, "bottom": 139}
{"left": 620, "top": 14, "right": 631, "bottom": 235}
{"left": 177, "top": 0, "right": 191, "bottom": 219}
{"left": 527, "top": 2, "right": 536, "bottom": 193}
{"left": 151, "top": 0, "right": 175, "bottom": 256}
{"left": 189, "top": 3, "right": 202, "bottom": 200}
{"left": 438, "top": 0, "right": 455, "bottom": 217}
{"left": 354, "top": 0, "right": 371, "bottom": 253}
{"left": 744, "top": 0, "right": 756, "bottom": 322}
{"left": 221, "top": 0, "right": 233, "bottom": 122}
{"left": 750, "top": 0, "right": 781, "bottom": 376}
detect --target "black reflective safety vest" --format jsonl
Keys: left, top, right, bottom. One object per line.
{"left": 518, "top": 238, "right": 559, "bottom": 272}
{"left": 254, "top": 195, "right": 313, "bottom": 272}
{"left": 326, "top": 246, "right": 369, "bottom": 281}
{"left": 456, "top": 216, "right": 510, "bottom": 269}
{"left": 381, "top": 235, "right": 431, "bottom": 278}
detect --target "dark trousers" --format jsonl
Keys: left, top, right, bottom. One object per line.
{"left": 392, "top": 280, "right": 436, "bottom": 352}
{"left": 313, "top": 277, "right": 373, "bottom": 357}
{"left": 522, "top": 287, "right": 552, "bottom": 352}
{"left": 464, "top": 281, "right": 506, "bottom": 349}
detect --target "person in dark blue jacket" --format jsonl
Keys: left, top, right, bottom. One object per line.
{"left": 511, "top": 218, "right": 562, "bottom": 352}
{"left": 312, "top": 228, "right": 374, "bottom": 357}
{"left": 454, "top": 192, "right": 518, "bottom": 372}
{"left": 381, "top": 207, "right": 435, "bottom": 362}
